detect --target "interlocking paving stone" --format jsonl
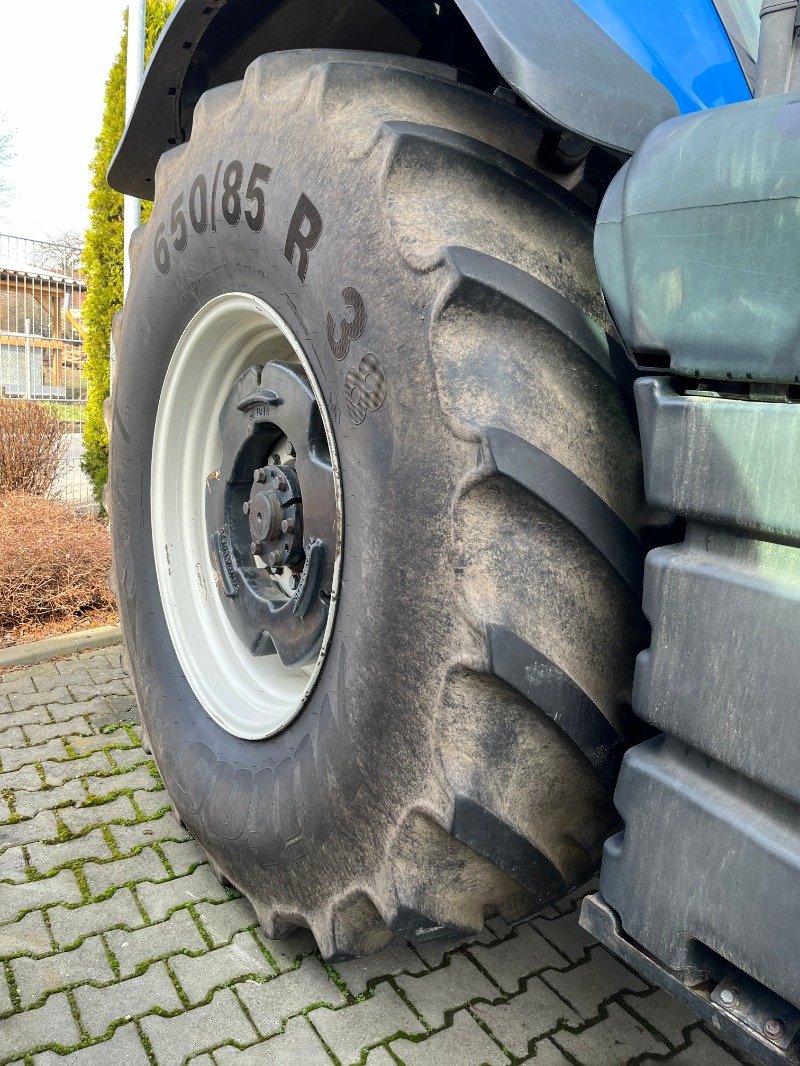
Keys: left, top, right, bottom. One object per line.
{"left": 32, "top": 1022, "right": 151, "bottom": 1066}
{"left": 215, "top": 1016, "right": 335, "bottom": 1065}
{"left": 74, "top": 960, "right": 183, "bottom": 1037}
{"left": 10, "top": 686, "right": 71, "bottom": 711}
{"left": 0, "top": 725, "right": 26, "bottom": 748}
{"left": 0, "top": 845, "right": 29, "bottom": 883}
{"left": 25, "top": 717, "right": 93, "bottom": 744}
{"left": 67, "top": 730, "right": 136, "bottom": 757}
{"left": 42, "top": 751, "right": 112, "bottom": 786}
{"left": 390, "top": 1007, "right": 509, "bottom": 1065}
{"left": 625, "top": 988, "right": 700, "bottom": 1047}
{"left": 83, "top": 845, "right": 170, "bottom": 896}
{"left": 60, "top": 794, "right": 137, "bottom": 834}
{"left": 473, "top": 976, "right": 581, "bottom": 1057}
{"left": 132, "top": 788, "right": 170, "bottom": 817}
{"left": 12, "top": 779, "right": 86, "bottom": 819}
{"left": 236, "top": 955, "right": 345, "bottom": 1036}
{"left": 0, "top": 651, "right": 754, "bottom": 1066}
{"left": 332, "top": 937, "right": 428, "bottom": 996}
{"left": 160, "top": 837, "right": 206, "bottom": 876}
{"left": 0, "top": 764, "right": 41, "bottom": 791}
{"left": 531, "top": 908, "right": 598, "bottom": 965}
{"left": 0, "top": 705, "right": 50, "bottom": 731}
{"left": 0, "top": 969, "right": 13, "bottom": 1014}
{"left": 106, "top": 908, "right": 208, "bottom": 977}
{"left": 411, "top": 925, "right": 495, "bottom": 967}
{"left": 28, "top": 828, "right": 112, "bottom": 875}
{"left": 136, "top": 864, "right": 229, "bottom": 921}
{"left": 68, "top": 681, "right": 133, "bottom": 702}
{"left": 522, "top": 1038, "right": 573, "bottom": 1064}
{"left": 170, "top": 931, "right": 271, "bottom": 1004}
{"left": 641, "top": 1029, "right": 747, "bottom": 1064}
{"left": 109, "top": 746, "right": 152, "bottom": 771}
{"left": 0, "top": 908, "right": 53, "bottom": 958}
{"left": 47, "top": 697, "right": 113, "bottom": 724}
{"left": 111, "top": 810, "right": 189, "bottom": 853}
{"left": 0, "top": 673, "right": 35, "bottom": 695}
{"left": 253, "top": 925, "right": 318, "bottom": 970}
{"left": 310, "top": 983, "right": 426, "bottom": 1065}
{"left": 2, "top": 992, "right": 81, "bottom": 1060}
{"left": 12, "top": 934, "right": 114, "bottom": 1008}
{"left": 543, "top": 946, "right": 648, "bottom": 1021}
{"left": 469, "top": 922, "right": 566, "bottom": 993}
{"left": 193, "top": 898, "right": 259, "bottom": 948}
{"left": 395, "top": 952, "right": 500, "bottom": 1027}
{"left": 554, "top": 1001, "right": 669, "bottom": 1063}
{"left": 0, "top": 868, "right": 81, "bottom": 923}
{"left": 49, "top": 887, "right": 145, "bottom": 947}
{"left": 2, "top": 738, "right": 67, "bottom": 772}
{"left": 0, "top": 810, "right": 59, "bottom": 851}
{"left": 86, "top": 764, "right": 162, "bottom": 799}
{"left": 140, "top": 988, "right": 258, "bottom": 1066}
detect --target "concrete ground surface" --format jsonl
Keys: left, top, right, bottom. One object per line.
{"left": 0, "top": 648, "right": 750, "bottom": 1066}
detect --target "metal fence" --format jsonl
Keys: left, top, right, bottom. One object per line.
{"left": 0, "top": 233, "right": 93, "bottom": 509}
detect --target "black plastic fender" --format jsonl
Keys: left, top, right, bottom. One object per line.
{"left": 108, "top": 0, "right": 678, "bottom": 200}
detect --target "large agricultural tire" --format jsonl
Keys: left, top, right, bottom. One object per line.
{"left": 109, "top": 49, "right": 647, "bottom": 959}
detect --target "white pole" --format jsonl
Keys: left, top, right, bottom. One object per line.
{"left": 123, "top": 0, "right": 146, "bottom": 298}
{"left": 117, "top": 0, "right": 146, "bottom": 390}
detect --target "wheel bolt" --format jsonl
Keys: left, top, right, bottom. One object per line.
{"left": 243, "top": 501, "right": 250, "bottom": 515}
{"left": 276, "top": 474, "right": 287, "bottom": 490}
{"left": 281, "top": 518, "right": 294, "bottom": 534}
{"left": 764, "top": 1019, "right": 785, "bottom": 1041}
{"left": 253, "top": 468, "right": 267, "bottom": 483}
{"left": 250, "top": 541, "right": 262, "bottom": 556}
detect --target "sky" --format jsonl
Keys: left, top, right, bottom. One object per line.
{"left": 0, "top": 0, "right": 132, "bottom": 243}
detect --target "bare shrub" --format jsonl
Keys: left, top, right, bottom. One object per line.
{"left": 0, "top": 493, "right": 115, "bottom": 630}
{"left": 0, "top": 399, "right": 66, "bottom": 495}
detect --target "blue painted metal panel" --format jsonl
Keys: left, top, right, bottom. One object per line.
{"left": 573, "top": 0, "right": 752, "bottom": 112}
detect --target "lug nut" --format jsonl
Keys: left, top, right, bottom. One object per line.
{"left": 281, "top": 518, "right": 294, "bottom": 534}
{"left": 243, "top": 501, "right": 250, "bottom": 515}
{"left": 250, "top": 541, "right": 262, "bottom": 556}
{"left": 764, "top": 1019, "right": 785, "bottom": 1041}
{"left": 253, "top": 468, "right": 267, "bottom": 483}
{"left": 276, "top": 474, "right": 287, "bottom": 490}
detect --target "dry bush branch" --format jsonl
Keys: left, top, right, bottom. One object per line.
{"left": 0, "top": 399, "right": 67, "bottom": 495}
{"left": 0, "top": 493, "right": 115, "bottom": 631}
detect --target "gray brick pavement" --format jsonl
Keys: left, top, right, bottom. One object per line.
{"left": 0, "top": 649, "right": 753, "bottom": 1065}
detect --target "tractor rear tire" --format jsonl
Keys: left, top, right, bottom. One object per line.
{"left": 109, "top": 49, "right": 647, "bottom": 958}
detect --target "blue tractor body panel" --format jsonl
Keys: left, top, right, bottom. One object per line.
{"left": 573, "top": 0, "right": 752, "bottom": 112}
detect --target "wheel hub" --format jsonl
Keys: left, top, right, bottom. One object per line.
{"left": 205, "top": 359, "right": 338, "bottom": 668}
{"left": 246, "top": 463, "right": 303, "bottom": 568}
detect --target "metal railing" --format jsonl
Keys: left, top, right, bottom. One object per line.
{"left": 0, "top": 233, "right": 93, "bottom": 509}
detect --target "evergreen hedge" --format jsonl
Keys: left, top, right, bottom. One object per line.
{"left": 82, "top": 1, "right": 174, "bottom": 506}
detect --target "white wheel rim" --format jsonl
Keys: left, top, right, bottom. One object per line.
{"left": 151, "top": 293, "right": 342, "bottom": 740}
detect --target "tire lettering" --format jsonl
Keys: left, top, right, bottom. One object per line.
{"left": 326, "top": 287, "right": 366, "bottom": 361}
{"left": 284, "top": 193, "right": 323, "bottom": 283}
{"left": 345, "top": 353, "right": 386, "bottom": 425}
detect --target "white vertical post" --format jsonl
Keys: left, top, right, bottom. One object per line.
{"left": 117, "top": 0, "right": 146, "bottom": 391}
{"left": 24, "top": 318, "right": 31, "bottom": 400}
